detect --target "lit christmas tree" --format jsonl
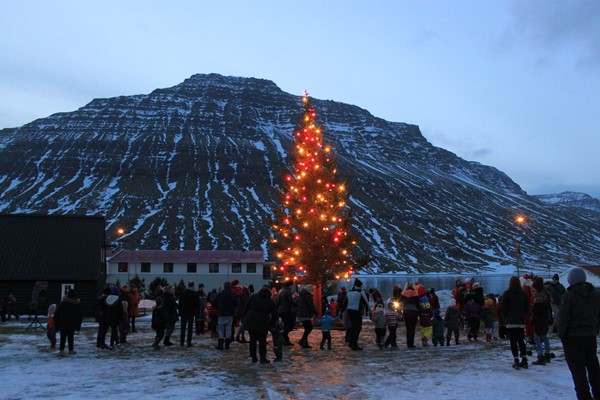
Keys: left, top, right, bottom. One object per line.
{"left": 270, "top": 91, "right": 360, "bottom": 286}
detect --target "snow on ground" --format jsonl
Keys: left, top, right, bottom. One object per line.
{"left": 0, "top": 315, "right": 577, "bottom": 399}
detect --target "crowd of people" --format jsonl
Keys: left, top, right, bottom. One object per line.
{"left": 4, "top": 267, "right": 597, "bottom": 399}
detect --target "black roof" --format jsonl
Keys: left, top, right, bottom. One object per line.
{"left": 0, "top": 213, "right": 106, "bottom": 281}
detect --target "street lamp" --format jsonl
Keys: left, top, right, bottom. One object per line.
{"left": 514, "top": 215, "right": 526, "bottom": 277}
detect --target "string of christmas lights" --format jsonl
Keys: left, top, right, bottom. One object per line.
{"left": 270, "top": 91, "right": 359, "bottom": 285}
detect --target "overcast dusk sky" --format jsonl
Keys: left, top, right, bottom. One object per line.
{"left": 1, "top": 1, "right": 599, "bottom": 197}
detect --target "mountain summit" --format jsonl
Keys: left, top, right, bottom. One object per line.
{"left": 0, "top": 73, "right": 598, "bottom": 273}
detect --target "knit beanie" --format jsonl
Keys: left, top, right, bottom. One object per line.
{"left": 567, "top": 267, "right": 586, "bottom": 286}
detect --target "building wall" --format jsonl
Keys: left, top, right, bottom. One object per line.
{"left": 106, "top": 261, "right": 271, "bottom": 295}
{"left": 0, "top": 280, "right": 99, "bottom": 317}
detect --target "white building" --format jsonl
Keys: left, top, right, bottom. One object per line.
{"left": 106, "top": 250, "right": 274, "bottom": 292}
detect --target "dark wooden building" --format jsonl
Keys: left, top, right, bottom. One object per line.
{"left": 0, "top": 213, "right": 106, "bottom": 316}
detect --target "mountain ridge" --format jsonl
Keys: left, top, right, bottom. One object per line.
{"left": 0, "top": 73, "right": 598, "bottom": 274}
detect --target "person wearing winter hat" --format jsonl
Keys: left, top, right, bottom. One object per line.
{"left": 339, "top": 278, "right": 371, "bottom": 350}
{"left": 531, "top": 278, "right": 553, "bottom": 365}
{"left": 431, "top": 308, "right": 445, "bottom": 347}
{"left": 558, "top": 267, "right": 600, "bottom": 399}
{"left": 418, "top": 296, "right": 433, "bottom": 347}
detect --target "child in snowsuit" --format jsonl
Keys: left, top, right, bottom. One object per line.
{"left": 46, "top": 304, "right": 57, "bottom": 348}
{"left": 151, "top": 296, "right": 168, "bottom": 350}
{"left": 419, "top": 296, "right": 433, "bottom": 347}
{"left": 316, "top": 309, "right": 340, "bottom": 350}
{"left": 432, "top": 308, "right": 445, "bottom": 346}
{"left": 371, "top": 304, "right": 387, "bottom": 349}
{"left": 384, "top": 302, "right": 401, "bottom": 348}
{"left": 444, "top": 298, "right": 461, "bottom": 346}
{"left": 482, "top": 298, "right": 495, "bottom": 342}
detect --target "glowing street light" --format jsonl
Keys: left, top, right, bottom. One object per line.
{"left": 514, "top": 214, "right": 526, "bottom": 277}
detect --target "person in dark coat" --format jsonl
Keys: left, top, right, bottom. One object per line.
{"left": 547, "top": 273, "right": 567, "bottom": 333}
{"left": 105, "top": 286, "right": 123, "bottom": 349}
{"left": 95, "top": 286, "right": 111, "bottom": 349}
{"left": 463, "top": 298, "right": 482, "bottom": 341}
{"left": 399, "top": 282, "right": 421, "bottom": 349}
{"left": 444, "top": 298, "right": 462, "bottom": 345}
{"left": 558, "top": 267, "right": 600, "bottom": 400}
{"left": 295, "top": 285, "right": 318, "bottom": 348}
{"left": 501, "top": 276, "right": 530, "bottom": 369}
{"left": 213, "top": 281, "right": 238, "bottom": 350}
{"left": 235, "top": 285, "right": 254, "bottom": 343}
{"left": 277, "top": 281, "right": 296, "bottom": 346}
{"left": 151, "top": 296, "right": 168, "bottom": 350}
{"left": 245, "top": 286, "right": 278, "bottom": 363}
{"left": 162, "top": 285, "right": 179, "bottom": 346}
{"left": 54, "top": 289, "right": 83, "bottom": 356}
{"left": 530, "top": 277, "right": 553, "bottom": 365}
{"left": 178, "top": 282, "right": 199, "bottom": 347}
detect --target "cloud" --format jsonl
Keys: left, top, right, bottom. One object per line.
{"left": 501, "top": 0, "right": 600, "bottom": 69}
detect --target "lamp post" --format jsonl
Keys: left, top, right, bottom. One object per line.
{"left": 117, "top": 227, "right": 130, "bottom": 283}
{"left": 515, "top": 215, "right": 526, "bottom": 277}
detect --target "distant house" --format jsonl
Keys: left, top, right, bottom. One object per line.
{"left": 0, "top": 213, "right": 106, "bottom": 316}
{"left": 558, "top": 265, "right": 600, "bottom": 288}
{"left": 106, "top": 250, "right": 274, "bottom": 294}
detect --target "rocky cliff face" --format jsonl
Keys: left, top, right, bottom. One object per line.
{"left": 0, "top": 73, "right": 598, "bottom": 273}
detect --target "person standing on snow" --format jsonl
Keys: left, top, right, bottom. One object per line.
{"left": 178, "top": 281, "right": 199, "bottom": 347}
{"left": 547, "top": 273, "right": 566, "bottom": 333}
{"left": 501, "top": 276, "right": 530, "bottom": 370}
{"left": 54, "top": 289, "right": 83, "bottom": 356}
{"left": 558, "top": 267, "right": 600, "bottom": 400}
{"left": 296, "top": 284, "right": 318, "bottom": 348}
{"left": 339, "top": 278, "right": 370, "bottom": 350}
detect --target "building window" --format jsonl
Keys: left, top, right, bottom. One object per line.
{"left": 262, "top": 266, "right": 271, "bottom": 280}
{"left": 141, "top": 262, "right": 151, "bottom": 273}
{"left": 118, "top": 262, "right": 128, "bottom": 273}
{"left": 187, "top": 263, "right": 197, "bottom": 273}
{"left": 232, "top": 263, "right": 242, "bottom": 273}
{"left": 61, "top": 284, "right": 74, "bottom": 298}
{"left": 209, "top": 263, "right": 219, "bottom": 273}
{"left": 164, "top": 262, "right": 174, "bottom": 273}
{"left": 246, "top": 263, "right": 256, "bottom": 273}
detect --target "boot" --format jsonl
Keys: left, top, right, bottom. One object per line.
{"left": 446, "top": 339, "right": 451, "bottom": 346}
{"left": 57, "top": 350, "right": 66, "bottom": 357}
{"left": 486, "top": 333, "right": 492, "bottom": 342}
{"left": 532, "top": 356, "right": 546, "bottom": 365}
{"left": 512, "top": 358, "right": 520, "bottom": 370}
{"left": 225, "top": 339, "right": 231, "bottom": 350}
{"left": 163, "top": 336, "right": 173, "bottom": 346}
{"left": 215, "top": 339, "right": 224, "bottom": 350}
{"left": 545, "top": 352, "right": 556, "bottom": 360}
{"left": 520, "top": 357, "right": 528, "bottom": 369}
{"left": 68, "top": 350, "right": 77, "bottom": 355}
{"left": 259, "top": 357, "right": 270, "bottom": 364}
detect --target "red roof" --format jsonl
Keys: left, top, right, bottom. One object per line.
{"left": 581, "top": 265, "right": 600, "bottom": 277}
{"left": 107, "top": 250, "right": 265, "bottom": 263}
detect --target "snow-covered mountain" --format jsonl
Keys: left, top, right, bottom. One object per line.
{"left": 0, "top": 73, "right": 598, "bottom": 273}
{"left": 534, "top": 191, "right": 600, "bottom": 212}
